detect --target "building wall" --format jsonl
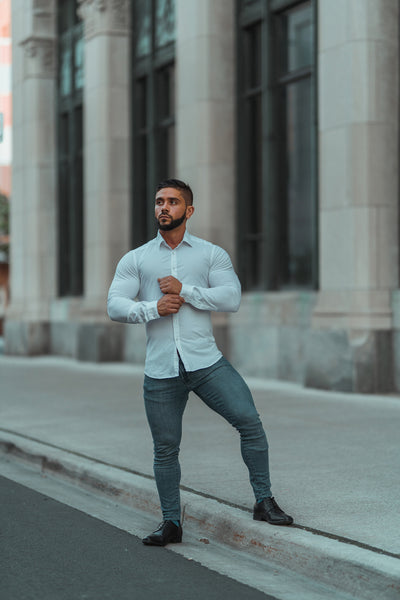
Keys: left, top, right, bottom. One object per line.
{"left": 175, "top": 0, "right": 236, "bottom": 260}
{"left": 310, "top": 0, "right": 399, "bottom": 391}
{"left": 0, "top": 0, "right": 12, "bottom": 198}
{"left": 5, "top": 0, "right": 400, "bottom": 393}
{"left": 6, "top": 0, "right": 57, "bottom": 353}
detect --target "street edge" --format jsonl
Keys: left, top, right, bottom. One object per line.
{"left": 0, "top": 431, "right": 399, "bottom": 600}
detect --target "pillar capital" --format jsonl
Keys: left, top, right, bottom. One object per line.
{"left": 18, "top": 0, "right": 56, "bottom": 79}
{"left": 20, "top": 36, "right": 56, "bottom": 79}
{"left": 77, "top": 0, "right": 130, "bottom": 39}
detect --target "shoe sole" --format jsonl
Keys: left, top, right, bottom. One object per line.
{"left": 142, "top": 536, "right": 182, "bottom": 546}
{"left": 253, "top": 514, "right": 294, "bottom": 526}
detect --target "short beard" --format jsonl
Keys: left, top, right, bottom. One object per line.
{"left": 157, "top": 212, "right": 186, "bottom": 231}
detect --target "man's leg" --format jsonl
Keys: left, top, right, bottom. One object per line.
{"left": 143, "top": 374, "right": 188, "bottom": 522}
{"left": 190, "top": 357, "right": 293, "bottom": 525}
{"left": 190, "top": 357, "right": 271, "bottom": 502}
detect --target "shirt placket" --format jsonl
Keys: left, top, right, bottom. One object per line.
{"left": 171, "top": 249, "right": 182, "bottom": 373}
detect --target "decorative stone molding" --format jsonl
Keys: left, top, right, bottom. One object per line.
{"left": 32, "top": 0, "right": 56, "bottom": 38}
{"left": 32, "top": 0, "right": 54, "bottom": 18}
{"left": 77, "top": 0, "right": 130, "bottom": 39}
{"left": 20, "top": 36, "right": 56, "bottom": 79}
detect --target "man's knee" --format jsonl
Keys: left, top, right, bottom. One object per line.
{"left": 235, "top": 413, "right": 267, "bottom": 439}
{"left": 153, "top": 435, "right": 181, "bottom": 464}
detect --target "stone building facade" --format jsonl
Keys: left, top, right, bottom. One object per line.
{"left": 0, "top": 0, "right": 12, "bottom": 199}
{"left": 6, "top": 0, "right": 400, "bottom": 393}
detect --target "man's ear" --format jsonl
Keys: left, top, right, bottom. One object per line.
{"left": 186, "top": 205, "right": 195, "bottom": 220}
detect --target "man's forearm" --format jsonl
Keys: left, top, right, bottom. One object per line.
{"left": 180, "top": 283, "right": 241, "bottom": 313}
{"left": 107, "top": 296, "right": 160, "bottom": 324}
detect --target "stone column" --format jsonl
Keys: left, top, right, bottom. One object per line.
{"left": 308, "top": 0, "right": 399, "bottom": 391}
{"left": 175, "top": 0, "right": 236, "bottom": 260}
{"left": 175, "top": 0, "right": 236, "bottom": 358}
{"left": 78, "top": 0, "right": 131, "bottom": 316}
{"left": 5, "top": 0, "right": 57, "bottom": 354}
{"left": 67, "top": 0, "right": 131, "bottom": 360}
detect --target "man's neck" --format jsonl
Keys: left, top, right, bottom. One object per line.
{"left": 159, "top": 225, "right": 187, "bottom": 249}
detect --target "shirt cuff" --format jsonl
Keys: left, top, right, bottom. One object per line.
{"left": 180, "top": 283, "right": 194, "bottom": 301}
{"left": 147, "top": 300, "right": 161, "bottom": 321}
{"left": 127, "top": 300, "right": 160, "bottom": 323}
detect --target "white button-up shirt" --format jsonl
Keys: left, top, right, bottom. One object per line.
{"left": 107, "top": 230, "right": 241, "bottom": 378}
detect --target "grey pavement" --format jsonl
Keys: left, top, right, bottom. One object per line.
{"left": 0, "top": 354, "right": 399, "bottom": 598}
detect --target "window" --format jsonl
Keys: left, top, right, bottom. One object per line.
{"left": 132, "top": 0, "right": 176, "bottom": 247}
{"left": 238, "top": 19, "right": 263, "bottom": 289}
{"left": 57, "top": 0, "right": 84, "bottom": 296}
{"left": 237, "top": 0, "right": 317, "bottom": 290}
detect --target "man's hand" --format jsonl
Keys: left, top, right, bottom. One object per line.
{"left": 158, "top": 276, "right": 182, "bottom": 295}
{"left": 157, "top": 294, "right": 185, "bottom": 317}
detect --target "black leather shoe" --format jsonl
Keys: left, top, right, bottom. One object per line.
{"left": 253, "top": 497, "right": 294, "bottom": 526}
{"left": 142, "top": 521, "right": 183, "bottom": 546}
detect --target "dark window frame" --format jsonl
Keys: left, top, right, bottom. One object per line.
{"left": 131, "top": 0, "right": 176, "bottom": 248}
{"left": 57, "top": 0, "right": 84, "bottom": 297}
{"left": 236, "top": 0, "right": 318, "bottom": 291}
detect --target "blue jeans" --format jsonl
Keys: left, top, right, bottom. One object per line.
{"left": 143, "top": 356, "right": 272, "bottom": 520}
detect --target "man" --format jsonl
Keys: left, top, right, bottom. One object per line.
{"left": 107, "top": 179, "right": 293, "bottom": 546}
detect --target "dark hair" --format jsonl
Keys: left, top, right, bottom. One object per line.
{"left": 156, "top": 179, "right": 193, "bottom": 206}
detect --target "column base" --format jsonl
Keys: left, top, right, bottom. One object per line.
{"left": 3, "top": 320, "right": 126, "bottom": 363}
{"left": 305, "top": 329, "right": 393, "bottom": 393}
{"left": 76, "top": 323, "right": 124, "bottom": 362}
{"left": 4, "top": 320, "right": 50, "bottom": 356}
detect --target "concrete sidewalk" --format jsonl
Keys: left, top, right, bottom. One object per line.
{"left": 0, "top": 355, "right": 399, "bottom": 598}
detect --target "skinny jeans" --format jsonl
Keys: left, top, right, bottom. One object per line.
{"left": 143, "top": 356, "right": 272, "bottom": 521}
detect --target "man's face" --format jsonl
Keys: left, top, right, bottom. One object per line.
{"left": 155, "top": 187, "right": 193, "bottom": 231}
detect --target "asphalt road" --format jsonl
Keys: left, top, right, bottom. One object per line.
{"left": 0, "top": 476, "right": 275, "bottom": 600}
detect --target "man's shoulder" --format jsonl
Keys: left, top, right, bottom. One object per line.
{"left": 186, "top": 232, "right": 222, "bottom": 252}
{"left": 116, "top": 237, "right": 158, "bottom": 267}
{"left": 130, "top": 236, "right": 159, "bottom": 255}
{"left": 188, "top": 234, "right": 230, "bottom": 261}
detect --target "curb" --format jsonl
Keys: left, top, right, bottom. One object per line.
{"left": 1, "top": 431, "right": 399, "bottom": 600}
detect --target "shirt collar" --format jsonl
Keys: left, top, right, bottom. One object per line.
{"left": 157, "top": 229, "right": 193, "bottom": 249}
